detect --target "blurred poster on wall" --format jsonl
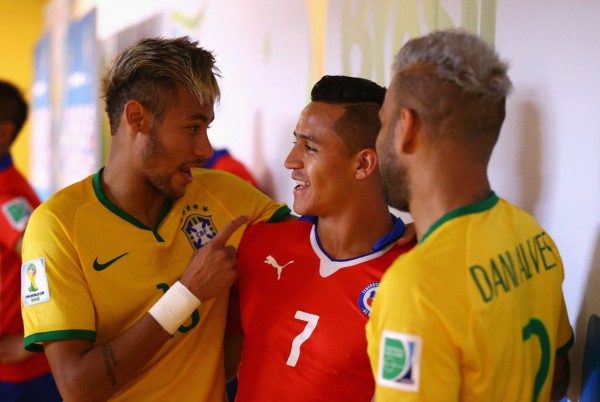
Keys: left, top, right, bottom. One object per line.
{"left": 323, "top": 1, "right": 497, "bottom": 86}
{"left": 101, "top": 13, "right": 164, "bottom": 60}
{"left": 30, "top": 33, "right": 54, "bottom": 201}
{"left": 56, "top": 9, "right": 100, "bottom": 189}
{"left": 99, "top": 13, "right": 164, "bottom": 162}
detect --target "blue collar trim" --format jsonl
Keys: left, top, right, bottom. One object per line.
{"left": 203, "top": 149, "right": 230, "bottom": 169}
{"left": 299, "top": 214, "right": 406, "bottom": 252}
{"left": 0, "top": 154, "right": 13, "bottom": 172}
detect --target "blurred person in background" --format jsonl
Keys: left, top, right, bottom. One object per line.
{"left": 0, "top": 80, "right": 61, "bottom": 402}
{"left": 205, "top": 148, "right": 260, "bottom": 189}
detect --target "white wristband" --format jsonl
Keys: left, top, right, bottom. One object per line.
{"left": 148, "top": 281, "right": 201, "bottom": 335}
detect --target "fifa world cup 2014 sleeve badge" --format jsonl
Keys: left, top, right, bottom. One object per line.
{"left": 21, "top": 257, "right": 51, "bottom": 306}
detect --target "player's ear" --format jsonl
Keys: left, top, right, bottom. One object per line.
{"left": 123, "top": 100, "right": 151, "bottom": 135}
{"left": 397, "top": 108, "right": 418, "bottom": 154}
{"left": 355, "top": 148, "right": 378, "bottom": 180}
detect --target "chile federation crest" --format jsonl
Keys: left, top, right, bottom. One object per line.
{"left": 358, "top": 282, "right": 379, "bottom": 317}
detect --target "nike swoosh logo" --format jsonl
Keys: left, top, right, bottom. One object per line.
{"left": 93, "top": 253, "right": 129, "bottom": 271}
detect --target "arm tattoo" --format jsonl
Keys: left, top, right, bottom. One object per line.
{"left": 101, "top": 345, "right": 118, "bottom": 386}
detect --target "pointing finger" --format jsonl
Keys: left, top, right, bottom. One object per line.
{"left": 211, "top": 215, "right": 249, "bottom": 247}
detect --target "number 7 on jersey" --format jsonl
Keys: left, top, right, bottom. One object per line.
{"left": 286, "top": 311, "right": 320, "bottom": 367}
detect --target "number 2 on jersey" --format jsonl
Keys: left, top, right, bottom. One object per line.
{"left": 522, "top": 318, "right": 551, "bottom": 402}
{"left": 286, "top": 311, "right": 320, "bottom": 367}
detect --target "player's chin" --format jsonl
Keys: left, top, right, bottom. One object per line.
{"left": 166, "top": 180, "right": 188, "bottom": 200}
{"left": 172, "top": 172, "right": 193, "bottom": 195}
{"left": 292, "top": 200, "right": 313, "bottom": 217}
{"left": 175, "top": 183, "right": 191, "bottom": 199}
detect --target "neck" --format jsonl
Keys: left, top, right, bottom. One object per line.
{"left": 316, "top": 196, "right": 393, "bottom": 260}
{"left": 102, "top": 158, "right": 169, "bottom": 229}
{"left": 410, "top": 163, "right": 491, "bottom": 241}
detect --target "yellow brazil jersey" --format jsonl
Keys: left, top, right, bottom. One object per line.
{"left": 21, "top": 168, "right": 290, "bottom": 402}
{"left": 366, "top": 193, "right": 573, "bottom": 402}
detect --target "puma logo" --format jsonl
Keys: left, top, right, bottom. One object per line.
{"left": 264, "top": 255, "right": 294, "bottom": 280}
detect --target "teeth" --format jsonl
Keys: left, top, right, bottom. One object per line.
{"left": 294, "top": 180, "right": 310, "bottom": 187}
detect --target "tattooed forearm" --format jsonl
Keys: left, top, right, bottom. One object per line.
{"left": 101, "top": 345, "right": 118, "bottom": 386}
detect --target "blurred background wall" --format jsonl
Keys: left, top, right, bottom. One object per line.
{"left": 0, "top": 0, "right": 45, "bottom": 183}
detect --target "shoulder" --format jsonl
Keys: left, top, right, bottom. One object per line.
{"left": 187, "top": 168, "right": 290, "bottom": 223}
{"left": 0, "top": 166, "right": 40, "bottom": 202}
{"left": 382, "top": 239, "right": 456, "bottom": 297}
{"left": 497, "top": 196, "right": 542, "bottom": 227}
{"left": 0, "top": 165, "right": 25, "bottom": 187}
{"left": 0, "top": 167, "right": 40, "bottom": 204}
{"left": 191, "top": 168, "right": 246, "bottom": 188}
{"left": 189, "top": 168, "right": 266, "bottom": 200}
{"left": 30, "top": 175, "right": 95, "bottom": 225}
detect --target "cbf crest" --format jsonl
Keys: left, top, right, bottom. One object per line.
{"left": 181, "top": 212, "right": 218, "bottom": 250}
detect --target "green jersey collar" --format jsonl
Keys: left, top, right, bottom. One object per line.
{"left": 420, "top": 192, "right": 499, "bottom": 244}
{"left": 92, "top": 167, "right": 171, "bottom": 241}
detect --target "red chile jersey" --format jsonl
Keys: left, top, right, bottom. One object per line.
{"left": 0, "top": 154, "right": 50, "bottom": 382}
{"left": 231, "top": 215, "right": 413, "bottom": 402}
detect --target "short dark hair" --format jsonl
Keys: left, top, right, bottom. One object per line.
{"left": 0, "top": 80, "right": 28, "bottom": 143}
{"left": 311, "top": 75, "right": 386, "bottom": 105}
{"left": 310, "top": 75, "right": 386, "bottom": 154}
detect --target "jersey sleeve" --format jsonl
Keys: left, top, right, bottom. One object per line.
{"left": 367, "top": 258, "right": 461, "bottom": 401}
{"left": 226, "top": 174, "right": 290, "bottom": 224}
{"left": 198, "top": 170, "right": 290, "bottom": 225}
{"left": 555, "top": 297, "right": 574, "bottom": 355}
{"left": 548, "top": 236, "right": 574, "bottom": 354}
{"left": 21, "top": 203, "right": 96, "bottom": 352}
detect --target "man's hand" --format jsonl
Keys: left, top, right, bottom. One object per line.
{"left": 180, "top": 215, "right": 249, "bottom": 302}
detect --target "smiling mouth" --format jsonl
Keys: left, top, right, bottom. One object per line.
{"left": 180, "top": 167, "right": 193, "bottom": 180}
{"left": 180, "top": 162, "right": 205, "bottom": 180}
{"left": 294, "top": 179, "right": 310, "bottom": 189}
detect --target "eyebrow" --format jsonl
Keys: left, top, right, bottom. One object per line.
{"left": 186, "top": 113, "right": 214, "bottom": 123}
{"left": 293, "top": 131, "right": 320, "bottom": 145}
